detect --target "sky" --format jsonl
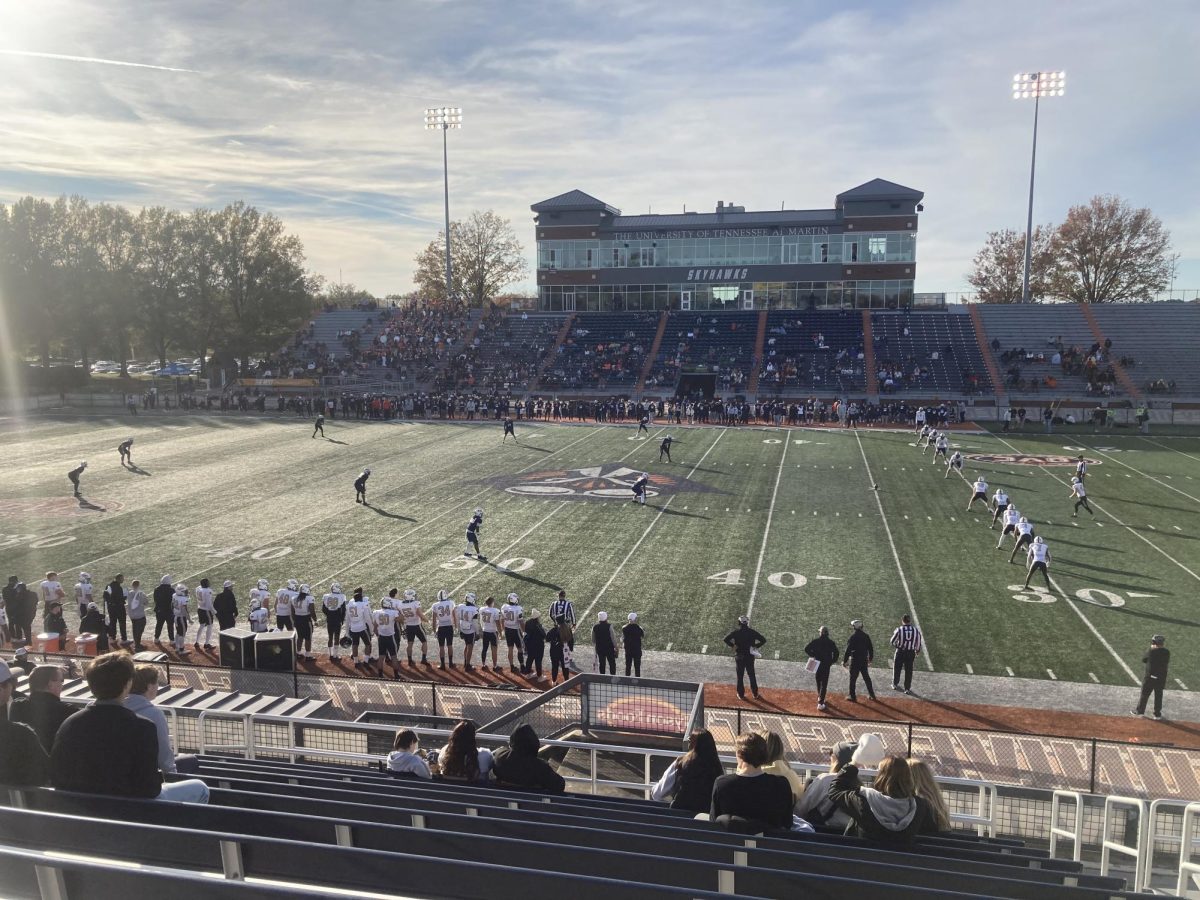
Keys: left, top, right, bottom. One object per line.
{"left": 1, "top": 0, "right": 1198, "bottom": 299}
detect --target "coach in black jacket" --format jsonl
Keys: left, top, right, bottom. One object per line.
{"left": 723, "top": 615, "right": 766, "bottom": 700}
{"left": 842, "top": 619, "right": 876, "bottom": 702}
{"left": 152, "top": 575, "right": 175, "bottom": 642}
{"left": 804, "top": 626, "right": 839, "bottom": 711}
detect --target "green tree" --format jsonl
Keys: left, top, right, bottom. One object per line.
{"left": 134, "top": 207, "right": 188, "bottom": 369}
{"left": 0, "top": 197, "right": 61, "bottom": 366}
{"left": 967, "top": 226, "right": 1058, "bottom": 303}
{"left": 413, "top": 210, "right": 527, "bottom": 307}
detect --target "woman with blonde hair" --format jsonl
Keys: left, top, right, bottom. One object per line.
{"left": 828, "top": 754, "right": 938, "bottom": 843}
{"left": 907, "top": 758, "right": 951, "bottom": 832}
{"left": 758, "top": 731, "right": 805, "bottom": 805}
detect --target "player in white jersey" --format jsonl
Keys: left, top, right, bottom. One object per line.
{"left": 322, "top": 582, "right": 347, "bottom": 659}
{"left": 430, "top": 589, "right": 457, "bottom": 669}
{"left": 966, "top": 477, "right": 989, "bottom": 511}
{"left": 293, "top": 584, "right": 316, "bottom": 658}
{"left": 1009, "top": 517, "right": 1036, "bottom": 564}
{"left": 249, "top": 579, "right": 271, "bottom": 613}
{"left": 41, "top": 572, "right": 66, "bottom": 611}
{"left": 478, "top": 596, "right": 502, "bottom": 672}
{"left": 171, "top": 584, "right": 191, "bottom": 653}
{"left": 921, "top": 428, "right": 938, "bottom": 452}
{"left": 274, "top": 579, "right": 298, "bottom": 630}
{"left": 1024, "top": 536, "right": 1052, "bottom": 589}
{"left": 194, "top": 578, "right": 216, "bottom": 649}
{"left": 74, "top": 573, "right": 93, "bottom": 618}
{"left": 345, "top": 588, "right": 373, "bottom": 667}
{"left": 1075, "top": 456, "right": 1088, "bottom": 482}
{"left": 990, "top": 489, "right": 1010, "bottom": 528}
{"left": 944, "top": 450, "right": 964, "bottom": 479}
{"left": 500, "top": 592, "right": 525, "bottom": 673}
{"left": 995, "top": 504, "right": 1020, "bottom": 549}
{"left": 454, "top": 593, "right": 479, "bottom": 672}
{"left": 372, "top": 595, "right": 401, "bottom": 677}
{"left": 934, "top": 434, "right": 950, "bottom": 461}
{"left": 248, "top": 598, "right": 270, "bottom": 633}
{"left": 914, "top": 407, "right": 926, "bottom": 430}
{"left": 1069, "top": 477, "right": 1094, "bottom": 517}
{"left": 398, "top": 588, "right": 429, "bottom": 667}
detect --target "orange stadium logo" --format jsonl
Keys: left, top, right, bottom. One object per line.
{"left": 0, "top": 497, "right": 123, "bottom": 517}
{"left": 594, "top": 696, "right": 688, "bottom": 733}
{"left": 965, "top": 454, "right": 1099, "bottom": 467}
{"left": 490, "top": 465, "right": 716, "bottom": 500}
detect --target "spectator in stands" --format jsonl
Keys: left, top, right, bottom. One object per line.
{"left": 9, "top": 664, "right": 74, "bottom": 753}
{"left": 758, "top": 731, "right": 805, "bottom": 805}
{"left": 907, "top": 759, "right": 951, "bottom": 832}
{"left": 829, "top": 754, "right": 938, "bottom": 843}
{"left": 437, "top": 720, "right": 493, "bottom": 784}
{"left": 492, "top": 724, "right": 565, "bottom": 794}
{"left": 124, "top": 663, "right": 198, "bottom": 775}
{"left": 795, "top": 734, "right": 885, "bottom": 829}
{"left": 386, "top": 728, "right": 432, "bottom": 780}
{"left": 11, "top": 646, "right": 34, "bottom": 676}
{"left": 708, "top": 733, "right": 794, "bottom": 833}
{"left": 0, "top": 660, "right": 48, "bottom": 786}
{"left": 50, "top": 651, "right": 209, "bottom": 803}
{"left": 651, "top": 729, "right": 725, "bottom": 813}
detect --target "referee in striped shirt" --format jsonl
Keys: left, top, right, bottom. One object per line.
{"left": 890, "top": 615, "right": 923, "bottom": 695}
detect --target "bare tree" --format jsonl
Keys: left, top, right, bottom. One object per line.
{"left": 966, "top": 226, "right": 1057, "bottom": 302}
{"left": 414, "top": 210, "right": 527, "bottom": 307}
{"left": 1050, "top": 195, "right": 1173, "bottom": 303}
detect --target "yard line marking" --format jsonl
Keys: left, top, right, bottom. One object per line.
{"left": 1176, "top": 679, "right": 1189, "bottom": 691}
{"left": 1005, "top": 667, "right": 1014, "bottom": 677}
{"left": 1174, "top": 526, "right": 1182, "bottom": 531}
{"left": 853, "top": 431, "right": 932, "bottom": 671}
{"left": 1079, "top": 441, "right": 1200, "bottom": 504}
{"left": 1148, "top": 524, "right": 1156, "bottom": 530}
{"left": 965, "top": 664, "right": 973, "bottom": 674}
{"left": 665, "top": 642, "right": 673, "bottom": 651}
{"left": 744, "top": 433, "right": 790, "bottom": 623}
{"left": 990, "top": 433, "right": 1200, "bottom": 585}
{"left": 1047, "top": 669, "right": 1057, "bottom": 680}
{"left": 701, "top": 645, "right": 708, "bottom": 654}
{"left": 1046, "top": 573, "right": 1139, "bottom": 683}
{"left": 580, "top": 429, "right": 727, "bottom": 623}
{"left": 773, "top": 650, "right": 780, "bottom": 659}
{"left": 448, "top": 503, "right": 570, "bottom": 594}
{"left": 1089, "top": 672, "right": 1100, "bottom": 683}
{"left": 1138, "top": 436, "right": 1200, "bottom": 465}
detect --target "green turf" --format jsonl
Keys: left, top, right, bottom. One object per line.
{"left": 1, "top": 413, "right": 1197, "bottom": 689}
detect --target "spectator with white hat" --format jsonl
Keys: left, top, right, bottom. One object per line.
{"left": 622, "top": 612, "right": 644, "bottom": 677}
{"left": 591, "top": 611, "right": 619, "bottom": 675}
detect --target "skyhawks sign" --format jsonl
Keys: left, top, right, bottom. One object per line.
{"left": 965, "top": 454, "right": 1099, "bottom": 467}
{"left": 489, "top": 465, "right": 715, "bottom": 501}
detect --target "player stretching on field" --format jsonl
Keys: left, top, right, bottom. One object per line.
{"left": 502, "top": 417, "right": 516, "bottom": 442}
{"left": 1024, "top": 536, "right": 1052, "bottom": 589}
{"left": 1009, "top": 517, "right": 1035, "bottom": 564}
{"left": 638, "top": 413, "right": 650, "bottom": 435}
{"left": 944, "top": 450, "right": 964, "bottom": 479}
{"left": 966, "top": 476, "right": 988, "bottom": 511}
{"left": 313, "top": 413, "right": 325, "bottom": 438}
{"left": 1069, "top": 476, "right": 1094, "bottom": 517}
{"left": 631, "top": 472, "right": 648, "bottom": 506}
{"left": 354, "top": 468, "right": 370, "bottom": 504}
{"left": 995, "top": 503, "right": 1019, "bottom": 549}
{"left": 934, "top": 433, "right": 949, "bottom": 461}
{"left": 118, "top": 438, "right": 134, "bottom": 466}
{"left": 465, "top": 507, "right": 486, "bottom": 560}
{"left": 68, "top": 461, "right": 87, "bottom": 497}
{"left": 990, "top": 487, "right": 1009, "bottom": 528}
{"left": 659, "top": 436, "right": 674, "bottom": 462}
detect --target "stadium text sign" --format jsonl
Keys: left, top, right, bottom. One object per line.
{"left": 965, "top": 454, "right": 1099, "bottom": 467}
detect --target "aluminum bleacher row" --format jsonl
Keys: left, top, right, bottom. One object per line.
{"left": 757, "top": 310, "right": 866, "bottom": 394}
{"left": 871, "top": 310, "right": 992, "bottom": 395}
{"left": 2, "top": 752, "right": 1143, "bottom": 900}
{"left": 541, "top": 311, "right": 659, "bottom": 390}
{"left": 650, "top": 311, "right": 759, "bottom": 392}
{"left": 1092, "top": 303, "right": 1200, "bottom": 395}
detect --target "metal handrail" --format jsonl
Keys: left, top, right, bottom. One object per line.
{"left": 1176, "top": 802, "right": 1200, "bottom": 899}
{"left": 1146, "top": 798, "right": 1200, "bottom": 893}
{"left": 1100, "top": 795, "right": 1149, "bottom": 887}
{"left": 1049, "top": 790, "right": 1085, "bottom": 862}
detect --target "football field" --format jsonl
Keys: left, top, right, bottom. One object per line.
{"left": 2, "top": 412, "right": 1198, "bottom": 691}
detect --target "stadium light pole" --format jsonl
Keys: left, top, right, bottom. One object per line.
{"left": 1013, "top": 71, "right": 1065, "bottom": 303}
{"left": 424, "top": 106, "right": 462, "bottom": 302}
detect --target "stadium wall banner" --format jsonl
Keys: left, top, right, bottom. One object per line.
{"left": 237, "top": 378, "right": 319, "bottom": 388}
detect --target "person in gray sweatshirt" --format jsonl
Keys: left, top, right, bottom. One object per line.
{"left": 386, "top": 729, "right": 432, "bottom": 779}
{"left": 828, "top": 755, "right": 938, "bottom": 843}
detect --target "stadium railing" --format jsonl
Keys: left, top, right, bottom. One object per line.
{"left": 1177, "top": 802, "right": 1200, "bottom": 897}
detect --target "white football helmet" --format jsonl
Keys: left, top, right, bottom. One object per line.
{"left": 404, "top": 588, "right": 417, "bottom": 601}
{"left": 79, "top": 461, "right": 87, "bottom": 469}
{"left": 1034, "top": 535, "right": 1046, "bottom": 545}
{"left": 474, "top": 507, "right": 483, "bottom": 517}
{"left": 298, "top": 584, "right": 310, "bottom": 595}
{"left": 507, "top": 592, "right": 519, "bottom": 603}
{"left": 1006, "top": 502, "right": 1015, "bottom": 510}
{"left": 79, "top": 572, "right": 91, "bottom": 582}
{"left": 1019, "top": 516, "right": 1028, "bottom": 524}
{"left": 381, "top": 598, "right": 393, "bottom": 610}
{"left": 257, "top": 578, "right": 268, "bottom": 590}
{"left": 465, "top": 592, "right": 477, "bottom": 604}
{"left": 363, "top": 468, "right": 371, "bottom": 476}
{"left": 250, "top": 598, "right": 261, "bottom": 610}
{"left": 1071, "top": 476, "right": 1080, "bottom": 484}
{"left": 174, "top": 583, "right": 188, "bottom": 594}
{"left": 437, "top": 589, "right": 449, "bottom": 602}
{"left": 641, "top": 472, "right": 649, "bottom": 480}
{"left": 287, "top": 579, "right": 298, "bottom": 591}
{"left": 331, "top": 581, "right": 343, "bottom": 593}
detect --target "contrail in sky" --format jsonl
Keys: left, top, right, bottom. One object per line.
{"left": 0, "top": 49, "right": 199, "bottom": 74}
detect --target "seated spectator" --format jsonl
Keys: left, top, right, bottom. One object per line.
{"left": 492, "top": 723, "right": 565, "bottom": 794}
{"left": 124, "top": 663, "right": 198, "bottom": 775}
{"left": 49, "top": 651, "right": 209, "bottom": 803}
{"left": 708, "top": 732, "right": 793, "bottom": 832}
{"left": 0, "top": 660, "right": 48, "bottom": 786}
{"left": 907, "top": 758, "right": 952, "bottom": 832}
{"left": 386, "top": 728, "right": 432, "bottom": 780}
{"left": 436, "top": 720, "right": 493, "bottom": 784}
{"left": 758, "top": 731, "right": 805, "bottom": 805}
{"left": 829, "top": 754, "right": 938, "bottom": 843}
{"left": 651, "top": 729, "right": 725, "bottom": 813}
{"left": 795, "top": 733, "right": 886, "bottom": 830}
{"left": 9, "top": 664, "right": 74, "bottom": 753}
{"left": 11, "top": 646, "right": 34, "bottom": 676}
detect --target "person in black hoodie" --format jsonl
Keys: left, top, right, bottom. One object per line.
{"left": 723, "top": 615, "right": 766, "bottom": 700}
{"left": 828, "top": 755, "right": 938, "bottom": 844}
{"left": 104, "top": 574, "right": 127, "bottom": 645}
{"left": 804, "top": 625, "right": 839, "bottom": 712}
{"left": 842, "top": 619, "right": 876, "bottom": 702}
{"left": 491, "top": 724, "right": 565, "bottom": 794}
{"left": 77, "top": 603, "right": 106, "bottom": 652}
{"left": 152, "top": 575, "right": 175, "bottom": 642}
{"left": 521, "top": 609, "right": 546, "bottom": 679}
{"left": 622, "top": 612, "right": 644, "bottom": 677}
{"left": 651, "top": 728, "right": 724, "bottom": 813}
{"left": 214, "top": 580, "right": 238, "bottom": 631}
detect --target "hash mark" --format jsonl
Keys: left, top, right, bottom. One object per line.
{"left": 773, "top": 651, "right": 780, "bottom": 659}
{"left": 1176, "top": 678, "right": 1188, "bottom": 690}
{"left": 965, "top": 664, "right": 973, "bottom": 674}
{"left": 665, "top": 642, "right": 673, "bottom": 651}
{"left": 700, "top": 644, "right": 708, "bottom": 654}
{"left": 1005, "top": 667, "right": 1015, "bottom": 676}
{"left": 1089, "top": 672, "right": 1099, "bottom": 683}
{"left": 1174, "top": 526, "right": 1182, "bottom": 531}
{"left": 1047, "top": 669, "right": 1057, "bottom": 680}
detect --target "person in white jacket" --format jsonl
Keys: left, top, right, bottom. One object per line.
{"left": 794, "top": 733, "right": 886, "bottom": 829}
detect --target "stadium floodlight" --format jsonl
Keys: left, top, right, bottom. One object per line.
{"left": 1012, "top": 72, "right": 1065, "bottom": 303}
{"left": 425, "top": 107, "right": 462, "bottom": 302}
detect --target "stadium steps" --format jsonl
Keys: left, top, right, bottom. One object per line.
{"left": 636, "top": 310, "right": 670, "bottom": 395}
{"left": 862, "top": 309, "right": 879, "bottom": 396}
{"left": 1090, "top": 302, "right": 1200, "bottom": 396}
{"left": 968, "top": 304, "right": 1007, "bottom": 400}
{"left": 533, "top": 312, "right": 576, "bottom": 389}
{"left": 975, "top": 304, "right": 1106, "bottom": 398}
{"left": 420, "top": 308, "right": 481, "bottom": 389}
{"left": 1077, "top": 304, "right": 1142, "bottom": 400}
{"left": 745, "top": 310, "right": 769, "bottom": 397}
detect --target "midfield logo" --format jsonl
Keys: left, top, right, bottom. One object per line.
{"left": 490, "top": 465, "right": 715, "bottom": 501}
{"left": 965, "top": 454, "right": 1099, "bottom": 467}
{"left": 0, "top": 497, "right": 123, "bottom": 517}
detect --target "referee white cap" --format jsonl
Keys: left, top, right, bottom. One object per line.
{"left": 851, "top": 619, "right": 863, "bottom": 629}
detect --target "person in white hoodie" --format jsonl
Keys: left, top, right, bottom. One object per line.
{"left": 828, "top": 754, "right": 939, "bottom": 843}
{"left": 385, "top": 729, "right": 432, "bottom": 780}
{"left": 794, "top": 733, "right": 885, "bottom": 830}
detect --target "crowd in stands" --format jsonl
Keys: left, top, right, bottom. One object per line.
{"left": 873, "top": 332, "right": 985, "bottom": 395}
{"left": 656, "top": 316, "right": 752, "bottom": 392}
{"left": 759, "top": 314, "right": 865, "bottom": 392}
{"left": 542, "top": 313, "right": 658, "bottom": 389}
{"left": 439, "top": 310, "right": 560, "bottom": 393}
{"left": 991, "top": 335, "right": 1122, "bottom": 395}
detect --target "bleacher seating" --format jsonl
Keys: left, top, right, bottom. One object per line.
{"left": 975, "top": 304, "right": 1118, "bottom": 397}
{"left": 1090, "top": 303, "right": 1200, "bottom": 396}
{"left": 541, "top": 312, "right": 659, "bottom": 390}
{"left": 302, "top": 309, "right": 379, "bottom": 359}
{"left": 1, "top": 752, "right": 1140, "bottom": 899}
{"left": 648, "top": 311, "right": 758, "bottom": 392}
{"left": 757, "top": 310, "right": 866, "bottom": 395}
{"left": 441, "top": 312, "right": 565, "bottom": 393}
{"left": 870, "top": 311, "right": 992, "bottom": 395}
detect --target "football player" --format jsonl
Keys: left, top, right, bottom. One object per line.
{"left": 398, "top": 588, "right": 429, "bottom": 667}
{"left": 455, "top": 592, "right": 480, "bottom": 672}
{"left": 430, "top": 589, "right": 457, "bottom": 669}
{"left": 74, "top": 572, "right": 93, "bottom": 619}
{"left": 345, "top": 588, "right": 373, "bottom": 667}
{"left": 322, "top": 582, "right": 347, "bottom": 659}
{"left": 1024, "top": 536, "right": 1052, "bottom": 590}
{"left": 171, "top": 583, "right": 191, "bottom": 653}
{"left": 354, "top": 468, "right": 370, "bottom": 504}
{"left": 631, "top": 472, "right": 648, "bottom": 506}
{"left": 916, "top": 423, "right": 931, "bottom": 447}
{"left": 990, "top": 487, "right": 1010, "bottom": 528}
{"left": 274, "top": 579, "right": 298, "bottom": 631}
{"left": 659, "top": 435, "right": 675, "bottom": 462}
{"left": 638, "top": 413, "right": 650, "bottom": 435}
{"left": 373, "top": 594, "right": 401, "bottom": 678}
{"left": 465, "top": 507, "right": 486, "bottom": 560}
{"left": 944, "top": 450, "right": 964, "bottom": 479}
{"left": 248, "top": 597, "right": 270, "bottom": 633}
{"left": 68, "top": 461, "right": 87, "bottom": 497}
{"left": 995, "top": 503, "right": 1020, "bottom": 550}
{"left": 1069, "top": 476, "right": 1094, "bottom": 517}
{"left": 1075, "top": 455, "right": 1088, "bottom": 482}
{"left": 118, "top": 438, "right": 134, "bottom": 465}
{"left": 292, "top": 584, "right": 315, "bottom": 658}
{"left": 313, "top": 413, "right": 325, "bottom": 439}
{"left": 249, "top": 578, "right": 271, "bottom": 613}
{"left": 921, "top": 429, "right": 937, "bottom": 453}
{"left": 1009, "top": 516, "right": 1036, "bottom": 564}
{"left": 934, "top": 433, "right": 950, "bottom": 461}
{"left": 500, "top": 592, "right": 525, "bottom": 673}
{"left": 966, "top": 476, "right": 989, "bottom": 511}
{"left": 502, "top": 417, "right": 516, "bottom": 442}
{"left": 478, "top": 595, "right": 502, "bottom": 671}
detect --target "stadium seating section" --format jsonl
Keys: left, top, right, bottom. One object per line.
{"left": 439, "top": 312, "right": 566, "bottom": 393}
{"left": 757, "top": 310, "right": 866, "bottom": 394}
{"left": 1, "top": 753, "right": 1141, "bottom": 899}
{"left": 650, "top": 311, "right": 758, "bottom": 392}
{"left": 870, "top": 311, "right": 991, "bottom": 395}
{"left": 1091, "top": 303, "right": 1200, "bottom": 396}
{"left": 540, "top": 312, "right": 660, "bottom": 390}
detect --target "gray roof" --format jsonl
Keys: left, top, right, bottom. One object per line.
{"left": 531, "top": 190, "right": 621, "bottom": 215}
{"left": 836, "top": 178, "right": 924, "bottom": 203}
{"left": 613, "top": 209, "right": 835, "bottom": 229}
